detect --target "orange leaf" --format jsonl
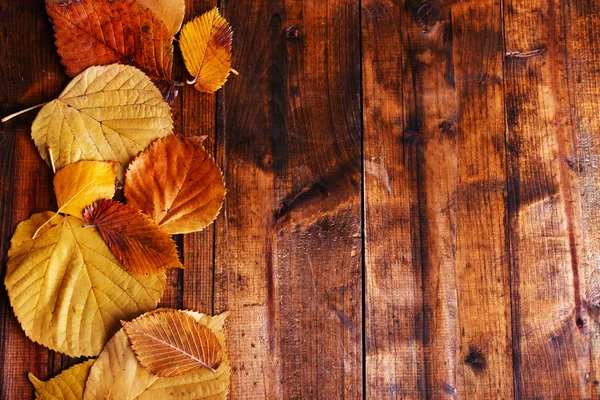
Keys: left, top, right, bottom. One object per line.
{"left": 123, "top": 309, "right": 223, "bottom": 377}
{"left": 83, "top": 199, "right": 182, "bottom": 275}
{"left": 124, "top": 135, "right": 226, "bottom": 235}
{"left": 46, "top": 0, "right": 178, "bottom": 103}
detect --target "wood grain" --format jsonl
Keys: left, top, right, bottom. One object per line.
{"left": 504, "top": 0, "right": 590, "bottom": 397}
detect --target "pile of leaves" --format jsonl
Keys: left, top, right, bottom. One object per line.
{"left": 2, "top": 0, "right": 235, "bottom": 398}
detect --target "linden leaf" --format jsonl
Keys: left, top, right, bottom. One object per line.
{"left": 83, "top": 199, "right": 182, "bottom": 275}
{"left": 124, "top": 135, "right": 226, "bottom": 235}
{"left": 180, "top": 8, "right": 233, "bottom": 93}
{"left": 31, "top": 64, "right": 173, "bottom": 180}
{"left": 84, "top": 310, "right": 230, "bottom": 400}
{"left": 5, "top": 212, "right": 165, "bottom": 357}
{"left": 123, "top": 309, "right": 223, "bottom": 377}
{"left": 46, "top": 0, "right": 177, "bottom": 103}
{"left": 138, "top": 0, "right": 186, "bottom": 37}
{"left": 28, "top": 359, "right": 94, "bottom": 400}
{"left": 54, "top": 161, "right": 118, "bottom": 219}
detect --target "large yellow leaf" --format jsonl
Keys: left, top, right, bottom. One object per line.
{"left": 84, "top": 310, "right": 230, "bottom": 400}
{"left": 54, "top": 161, "right": 118, "bottom": 219}
{"left": 179, "top": 8, "right": 233, "bottom": 93}
{"left": 28, "top": 359, "right": 94, "bottom": 400}
{"left": 138, "top": 0, "right": 186, "bottom": 37}
{"left": 5, "top": 212, "right": 166, "bottom": 357}
{"left": 31, "top": 64, "right": 173, "bottom": 180}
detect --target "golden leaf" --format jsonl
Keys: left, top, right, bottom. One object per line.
{"left": 138, "top": 0, "right": 186, "bottom": 37}
{"left": 31, "top": 64, "right": 173, "bottom": 180}
{"left": 84, "top": 310, "right": 230, "bottom": 400}
{"left": 28, "top": 359, "right": 94, "bottom": 400}
{"left": 123, "top": 309, "right": 222, "bottom": 377}
{"left": 54, "top": 161, "right": 118, "bottom": 219}
{"left": 5, "top": 212, "right": 165, "bottom": 357}
{"left": 180, "top": 8, "right": 233, "bottom": 92}
{"left": 83, "top": 199, "right": 182, "bottom": 275}
{"left": 124, "top": 135, "right": 226, "bottom": 235}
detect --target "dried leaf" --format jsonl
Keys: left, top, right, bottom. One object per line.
{"left": 83, "top": 199, "right": 182, "bottom": 275}
{"left": 54, "top": 161, "right": 118, "bottom": 219}
{"left": 31, "top": 64, "right": 173, "bottom": 180}
{"left": 28, "top": 359, "right": 94, "bottom": 400}
{"left": 180, "top": 8, "right": 233, "bottom": 92}
{"left": 125, "top": 135, "right": 226, "bottom": 235}
{"left": 5, "top": 212, "right": 165, "bottom": 357}
{"left": 84, "top": 310, "right": 230, "bottom": 400}
{"left": 46, "top": 0, "right": 177, "bottom": 102}
{"left": 138, "top": 0, "right": 186, "bottom": 37}
{"left": 123, "top": 309, "right": 222, "bottom": 377}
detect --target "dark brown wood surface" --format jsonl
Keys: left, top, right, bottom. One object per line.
{"left": 0, "top": 0, "right": 599, "bottom": 399}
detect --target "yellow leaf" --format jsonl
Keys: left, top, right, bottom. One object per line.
{"left": 54, "top": 161, "right": 118, "bottom": 219}
{"left": 5, "top": 212, "right": 165, "bottom": 357}
{"left": 31, "top": 64, "right": 173, "bottom": 180}
{"left": 123, "top": 309, "right": 223, "bottom": 377}
{"left": 180, "top": 8, "right": 233, "bottom": 93}
{"left": 138, "top": 0, "right": 185, "bottom": 36}
{"left": 28, "top": 359, "right": 94, "bottom": 400}
{"left": 84, "top": 310, "right": 230, "bottom": 400}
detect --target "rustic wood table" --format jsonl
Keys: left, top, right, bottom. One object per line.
{"left": 1, "top": 0, "right": 599, "bottom": 399}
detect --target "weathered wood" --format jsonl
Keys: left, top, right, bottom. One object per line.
{"left": 362, "top": 0, "right": 424, "bottom": 398}
{"left": 452, "top": 1, "right": 514, "bottom": 397}
{"left": 565, "top": 1, "right": 600, "bottom": 396}
{"left": 215, "top": 0, "right": 362, "bottom": 398}
{"left": 504, "top": 0, "right": 590, "bottom": 397}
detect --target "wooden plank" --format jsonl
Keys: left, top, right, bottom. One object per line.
{"left": 0, "top": 2, "right": 70, "bottom": 398}
{"left": 504, "top": 0, "right": 590, "bottom": 397}
{"left": 361, "top": 1, "right": 424, "bottom": 398}
{"left": 451, "top": 1, "right": 514, "bottom": 397}
{"left": 214, "top": 0, "right": 362, "bottom": 398}
{"left": 564, "top": 1, "right": 600, "bottom": 396}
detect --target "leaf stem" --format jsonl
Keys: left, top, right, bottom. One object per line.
{"left": 48, "top": 147, "right": 57, "bottom": 174}
{"left": 2, "top": 103, "right": 47, "bottom": 123}
{"left": 230, "top": 68, "right": 239, "bottom": 76}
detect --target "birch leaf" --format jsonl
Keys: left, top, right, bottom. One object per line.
{"left": 54, "top": 161, "right": 118, "bottom": 219}
{"left": 138, "top": 0, "right": 186, "bottom": 37}
{"left": 83, "top": 199, "right": 182, "bottom": 275}
{"left": 180, "top": 8, "right": 233, "bottom": 92}
{"left": 124, "top": 135, "right": 226, "bottom": 235}
{"left": 123, "top": 309, "right": 223, "bottom": 377}
{"left": 31, "top": 64, "right": 173, "bottom": 180}
{"left": 84, "top": 310, "right": 230, "bottom": 400}
{"left": 5, "top": 212, "right": 165, "bottom": 357}
{"left": 46, "top": 0, "right": 177, "bottom": 103}
{"left": 28, "top": 359, "right": 94, "bottom": 400}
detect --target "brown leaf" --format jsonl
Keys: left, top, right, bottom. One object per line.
{"left": 46, "top": 0, "right": 178, "bottom": 103}
{"left": 123, "top": 309, "right": 223, "bottom": 377}
{"left": 83, "top": 199, "right": 182, "bottom": 275}
{"left": 124, "top": 135, "right": 226, "bottom": 235}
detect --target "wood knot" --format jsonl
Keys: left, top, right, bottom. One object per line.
{"left": 439, "top": 120, "right": 455, "bottom": 136}
{"left": 464, "top": 346, "right": 486, "bottom": 374}
{"left": 415, "top": 1, "right": 439, "bottom": 33}
{"left": 284, "top": 26, "right": 301, "bottom": 41}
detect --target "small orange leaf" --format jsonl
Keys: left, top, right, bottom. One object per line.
{"left": 123, "top": 309, "right": 223, "bottom": 377}
{"left": 83, "top": 199, "right": 182, "bottom": 275}
{"left": 179, "top": 8, "right": 233, "bottom": 92}
{"left": 124, "top": 135, "right": 226, "bottom": 235}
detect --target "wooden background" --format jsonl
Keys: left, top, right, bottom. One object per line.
{"left": 0, "top": 0, "right": 599, "bottom": 398}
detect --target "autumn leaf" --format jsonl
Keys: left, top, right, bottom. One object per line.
{"left": 123, "top": 309, "right": 223, "bottom": 377}
{"left": 5, "top": 212, "right": 165, "bottom": 357}
{"left": 138, "top": 0, "right": 186, "bottom": 37}
{"left": 125, "top": 135, "right": 226, "bottom": 235}
{"left": 54, "top": 161, "right": 118, "bottom": 219}
{"left": 46, "top": 0, "right": 178, "bottom": 103}
{"left": 31, "top": 64, "right": 173, "bottom": 180}
{"left": 180, "top": 8, "right": 234, "bottom": 92}
{"left": 84, "top": 310, "right": 230, "bottom": 400}
{"left": 28, "top": 359, "right": 94, "bottom": 400}
{"left": 83, "top": 199, "right": 182, "bottom": 275}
